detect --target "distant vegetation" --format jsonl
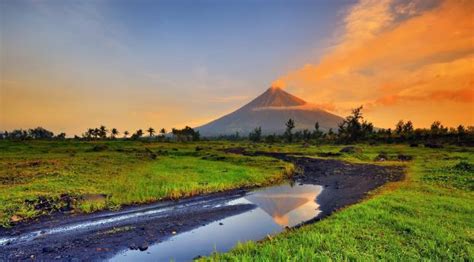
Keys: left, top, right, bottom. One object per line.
{"left": 1, "top": 106, "right": 473, "bottom": 146}
{"left": 229, "top": 106, "right": 474, "bottom": 146}
{"left": 1, "top": 126, "right": 200, "bottom": 142}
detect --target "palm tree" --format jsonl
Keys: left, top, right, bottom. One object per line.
{"left": 147, "top": 127, "right": 155, "bottom": 137}
{"left": 160, "top": 128, "right": 166, "bottom": 136}
{"left": 131, "top": 129, "right": 143, "bottom": 140}
{"left": 123, "top": 130, "right": 129, "bottom": 139}
{"left": 99, "top": 125, "right": 108, "bottom": 139}
{"left": 111, "top": 128, "right": 119, "bottom": 139}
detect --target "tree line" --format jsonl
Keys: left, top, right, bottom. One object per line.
{"left": 1, "top": 126, "right": 200, "bottom": 142}
{"left": 0, "top": 127, "right": 65, "bottom": 140}
{"left": 247, "top": 106, "right": 474, "bottom": 146}
{"left": 2, "top": 107, "right": 473, "bottom": 145}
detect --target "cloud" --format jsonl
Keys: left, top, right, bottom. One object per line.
{"left": 274, "top": 0, "right": 474, "bottom": 127}
{"left": 210, "top": 95, "right": 250, "bottom": 103}
{"left": 253, "top": 102, "right": 337, "bottom": 112}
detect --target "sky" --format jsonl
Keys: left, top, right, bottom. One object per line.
{"left": 1, "top": 0, "right": 473, "bottom": 136}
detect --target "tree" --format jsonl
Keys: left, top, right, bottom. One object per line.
{"left": 99, "top": 125, "right": 108, "bottom": 139}
{"left": 403, "top": 121, "right": 414, "bottom": 134}
{"left": 395, "top": 120, "right": 404, "bottom": 135}
{"left": 284, "top": 118, "right": 295, "bottom": 143}
{"left": 147, "top": 127, "right": 155, "bottom": 137}
{"left": 131, "top": 129, "right": 143, "bottom": 140}
{"left": 265, "top": 133, "right": 277, "bottom": 143}
{"left": 327, "top": 128, "right": 335, "bottom": 140}
{"left": 430, "top": 121, "right": 447, "bottom": 137}
{"left": 313, "top": 122, "right": 323, "bottom": 140}
{"left": 83, "top": 128, "right": 94, "bottom": 139}
{"left": 8, "top": 129, "right": 29, "bottom": 140}
{"left": 28, "top": 127, "right": 54, "bottom": 139}
{"left": 457, "top": 125, "right": 466, "bottom": 142}
{"left": 337, "top": 106, "right": 373, "bottom": 142}
{"left": 302, "top": 129, "right": 312, "bottom": 142}
{"left": 160, "top": 128, "right": 166, "bottom": 136}
{"left": 55, "top": 132, "right": 66, "bottom": 139}
{"left": 171, "top": 126, "right": 200, "bottom": 141}
{"left": 93, "top": 128, "right": 100, "bottom": 139}
{"left": 111, "top": 128, "right": 119, "bottom": 139}
{"left": 123, "top": 130, "right": 129, "bottom": 139}
{"left": 457, "top": 125, "right": 466, "bottom": 135}
{"left": 249, "top": 127, "right": 262, "bottom": 142}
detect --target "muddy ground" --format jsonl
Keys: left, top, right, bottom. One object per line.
{"left": 0, "top": 152, "right": 404, "bottom": 261}
{"left": 251, "top": 152, "right": 405, "bottom": 222}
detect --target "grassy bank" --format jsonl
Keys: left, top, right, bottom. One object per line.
{"left": 0, "top": 140, "right": 293, "bottom": 227}
{"left": 203, "top": 144, "right": 474, "bottom": 261}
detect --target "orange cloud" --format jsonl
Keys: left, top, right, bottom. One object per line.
{"left": 373, "top": 87, "right": 474, "bottom": 107}
{"left": 276, "top": 0, "right": 474, "bottom": 127}
{"left": 271, "top": 79, "right": 287, "bottom": 89}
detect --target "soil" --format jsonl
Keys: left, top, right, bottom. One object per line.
{"left": 0, "top": 152, "right": 404, "bottom": 261}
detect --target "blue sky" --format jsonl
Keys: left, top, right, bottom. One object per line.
{"left": 2, "top": 0, "right": 472, "bottom": 134}
{"left": 1, "top": 0, "right": 353, "bottom": 134}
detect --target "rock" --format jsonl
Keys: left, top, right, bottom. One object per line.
{"left": 397, "top": 154, "right": 413, "bottom": 161}
{"left": 129, "top": 243, "right": 138, "bottom": 250}
{"left": 219, "top": 222, "right": 223, "bottom": 226}
{"left": 138, "top": 242, "right": 148, "bottom": 251}
{"left": 10, "top": 215, "right": 21, "bottom": 222}
{"left": 142, "top": 148, "right": 157, "bottom": 159}
{"left": 339, "top": 146, "right": 362, "bottom": 154}
{"left": 90, "top": 144, "right": 108, "bottom": 152}
{"left": 374, "top": 152, "right": 388, "bottom": 162}
{"left": 424, "top": 143, "right": 443, "bottom": 148}
{"left": 42, "top": 247, "right": 55, "bottom": 253}
{"left": 316, "top": 152, "right": 342, "bottom": 157}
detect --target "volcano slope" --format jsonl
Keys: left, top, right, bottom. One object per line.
{"left": 203, "top": 144, "right": 474, "bottom": 261}
{"left": 196, "top": 86, "right": 343, "bottom": 136}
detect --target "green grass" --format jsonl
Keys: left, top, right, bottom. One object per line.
{"left": 202, "top": 144, "right": 474, "bottom": 261}
{"left": 2, "top": 140, "right": 473, "bottom": 260}
{"left": 0, "top": 140, "right": 292, "bottom": 227}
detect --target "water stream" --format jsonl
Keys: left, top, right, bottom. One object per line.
{"left": 111, "top": 183, "right": 322, "bottom": 261}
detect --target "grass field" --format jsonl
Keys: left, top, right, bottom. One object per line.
{"left": 204, "top": 144, "right": 474, "bottom": 261}
{"left": 0, "top": 140, "right": 292, "bottom": 227}
{"left": 1, "top": 140, "right": 473, "bottom": 260}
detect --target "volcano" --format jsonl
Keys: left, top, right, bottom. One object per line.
{"left": 196, "top": 86, "right": 344, "bottom": 137}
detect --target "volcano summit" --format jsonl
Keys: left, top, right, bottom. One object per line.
{"left": 197, "top": 87, "right": 344, "bottom": 137}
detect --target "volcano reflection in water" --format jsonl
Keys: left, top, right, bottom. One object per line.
{"left": 243, "top": 183, "right": 322, "bottom": 227}
{"left": 112, "top": 183, "right": 322, "bottom": 262}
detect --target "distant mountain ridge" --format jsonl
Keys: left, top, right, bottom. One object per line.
{"left": 196, "top": 86, "right": 344, "bottom": 137}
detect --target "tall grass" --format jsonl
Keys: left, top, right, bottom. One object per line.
{"left": 0, "top": 140, "right": 292, "bottom": 227}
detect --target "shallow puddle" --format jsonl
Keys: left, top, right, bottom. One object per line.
{"left": 111, "top": 183, "right": 322, "bottom": 261}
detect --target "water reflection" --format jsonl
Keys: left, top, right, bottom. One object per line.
{"left": 242, "top": 184, "right": 322, "bottom": 227}
{"left": 111, "top": 183, "right": 322, "bottom": 262}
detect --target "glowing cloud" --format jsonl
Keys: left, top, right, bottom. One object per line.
{"left": 275, "top": 0, "right": 474, "bottom": 127}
